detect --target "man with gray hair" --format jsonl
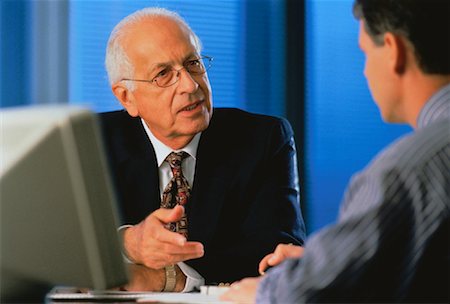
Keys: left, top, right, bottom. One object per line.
{"left": 100, "top": 7, "right": 306, "bottom": 292}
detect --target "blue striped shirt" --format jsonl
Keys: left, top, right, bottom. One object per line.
{"left": 257, "top": 84, "right": 450, "bottom": 303}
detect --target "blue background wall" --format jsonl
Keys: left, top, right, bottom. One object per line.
{"left": 68, "top": 0, "right": 286, "bottom": 117}
{"left": 1, "top": 0, "right": 410, "bottom": 234}
{"left": 304, "top": 0, "right": 410, "bottom": 231}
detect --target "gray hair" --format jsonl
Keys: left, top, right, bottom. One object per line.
{"left": 105, "top": 7, "right": 203, "bottom": 90}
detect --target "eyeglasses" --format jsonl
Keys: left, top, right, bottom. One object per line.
{"left": 121, "top": 56, "right": 213, "bottom": 88}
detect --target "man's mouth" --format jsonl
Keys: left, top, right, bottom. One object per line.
{"left": 179, "top": 100, "right": 203, "bottom": 112}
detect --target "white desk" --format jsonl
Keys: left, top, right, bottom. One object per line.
{"left": 47, "top": 287, "right": 231, "bottom": 303}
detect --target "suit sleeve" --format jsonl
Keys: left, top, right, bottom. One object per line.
{"left": 188, "top": 117, "right": 306, "bottom": 283}
{"left": 242, "top": 117, "right": 306, "bottom": 248}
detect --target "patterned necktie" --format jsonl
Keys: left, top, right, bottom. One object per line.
{"left": 161, "top": 151, "right": 190, "bottom": 238}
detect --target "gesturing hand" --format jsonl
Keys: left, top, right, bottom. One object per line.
{"left": 258, "top": 243, "right": 304, "bottom": 275}
{"left": 123, "top": 205, "right": 204, "bottom": 269}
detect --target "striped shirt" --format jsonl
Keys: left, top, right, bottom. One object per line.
{"left": 257, "top": 84, "right": 450, "bottom": 303}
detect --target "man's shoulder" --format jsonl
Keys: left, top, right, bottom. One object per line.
{"left": 213, "top": 107, "right": 285, "bottom": 122}
{"left": 97, "top": 110, "right": 146, "bottom": 149}
{"left": 200, "top": 108, "right": 294, "bottom": 151}
{"left": 98, "top": 110, "right": 141, "bottom": 131}
{"left": 388, "top": 119, "right": 448, "bottom": 163}
{"left": 211, "top": 108, "right": 292, "bottom": 132}
{"left": 342, "top": 119, "right": 450, "bottom": 217}
{"left": 99, "top": 109, "right": 135, "bottom": 123}
{"left": 365, "top": 118, "right": 450, "bottom": 177}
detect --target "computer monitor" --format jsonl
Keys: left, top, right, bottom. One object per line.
{"left": 0, "top": 105, "right": 128, "bottom": 302}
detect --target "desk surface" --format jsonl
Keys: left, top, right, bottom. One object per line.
{"left": 47, "top": 287, "right": 231, "bottom": 304}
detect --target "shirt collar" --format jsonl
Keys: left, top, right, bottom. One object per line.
{"left": 417, "top": 83, "right": 450, "bottom": 129}
{"left": 141, "top": 119, "right": 201, "bottom": 167}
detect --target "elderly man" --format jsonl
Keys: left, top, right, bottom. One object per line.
{"left": 222, "top": 0, "right": 450, "bottom": 302}
{"left": 100, "top": 7, "right": 305, "bottom": 292}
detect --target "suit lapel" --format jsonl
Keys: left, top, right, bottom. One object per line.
{"left": 126, "top": 154, "right": 161, "bottom": 217}
{"left": 189, "top": 156, "right": 234, "bottom": 243}
{"left": 187, "top": 121, "right": 235, "bottom": 243}
{"left": 121, "top": 118, "right": 161, "bottom": 223}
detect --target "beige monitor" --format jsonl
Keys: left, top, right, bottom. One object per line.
{"left": 0, "top": 105, "right": 128, "bottom": 302}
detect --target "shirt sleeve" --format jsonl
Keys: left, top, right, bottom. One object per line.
{"left": 117, "top": 224, "right": 134, "bottom": 263}
{"left": 255, "top": 153, "right": 449, "bottom": 302}
{"left": 254, "top": 156, "right": 394, "bottom": 302}
{"left": 178, "top": 262, "right": 205, "bottom": 292}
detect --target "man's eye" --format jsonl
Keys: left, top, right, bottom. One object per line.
{"left": 155, "top": 68, "right": 170, "bottom": 78}
{"left": 186, "top": 59, "right": 201, "bottom": 67}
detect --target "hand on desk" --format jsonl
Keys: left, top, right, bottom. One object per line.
{"left": 123, "top": 205, "right": 204, "bottom": 269}
{"left": 220, "top": 277, "right": 261, "bottom": 304}
{"left": 221, "top": 243, "right": 304, "bottom": 303}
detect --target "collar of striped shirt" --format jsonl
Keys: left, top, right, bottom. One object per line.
{"left": 417, "top": 83, "right": 450, "bottom": 129}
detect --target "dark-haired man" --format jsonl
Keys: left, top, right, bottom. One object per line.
{"left": 222, "top": 0, "right": 449, "bottom": 302}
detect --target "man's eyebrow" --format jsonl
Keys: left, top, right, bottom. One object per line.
{"left": 144, "top": 61, "right": 171, "bottom": 79}
{"left": 146, "top": 53, "right": 199, "bottom": 75}
{"left": 183, "top": 53, "right": 200, "bottom": 61}
{"left": 148, "top": 62, "right": 171, "bottom": 73}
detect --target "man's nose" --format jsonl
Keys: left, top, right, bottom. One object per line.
{"left": 176, "top": 69, "right": 199, "bottom": 93}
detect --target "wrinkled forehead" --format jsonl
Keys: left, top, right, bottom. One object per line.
{"left": 120, "top": 16, "right": 199, "bottom": 55}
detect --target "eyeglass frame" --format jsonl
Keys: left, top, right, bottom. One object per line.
{"left": 120, "top": 55, "right": 213, "bottom": 88}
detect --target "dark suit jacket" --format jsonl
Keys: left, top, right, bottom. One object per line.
{"left": 99, "top": 108, "right": 306, "bottom": 284}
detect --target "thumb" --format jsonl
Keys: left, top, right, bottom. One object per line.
{"left": 156, "top": 205, "right": 185, "bottom": 224}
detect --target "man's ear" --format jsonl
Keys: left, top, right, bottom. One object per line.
{"left": 384, "top": 32, "right": 407, "bottom": 74}
{"left": 112, "top": 82, "right": 139, "bottom": 117}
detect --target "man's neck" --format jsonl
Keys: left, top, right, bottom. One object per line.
{"left": 139, "top": 119, "right": 196, "bottom": 150}
{"left": 160, "top": 135, "right": 195, "bottom": 150}
{"left": 401, "top": 73, "right": 450, "bottom": 128}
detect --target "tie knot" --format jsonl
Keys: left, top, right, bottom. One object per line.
{"left": 165, "top": 151, "right": 188, "bottom": 169}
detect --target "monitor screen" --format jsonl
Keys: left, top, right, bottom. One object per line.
{"left": 0, "top": 105, "right": 128, "bottom": 302}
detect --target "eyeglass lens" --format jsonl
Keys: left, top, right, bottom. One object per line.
{"left": 155, "top": 57, "right": 211, "bottom": 87}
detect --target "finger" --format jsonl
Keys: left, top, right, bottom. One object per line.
{"left": 267, "top": 251, "right": 286, "bottom": 266}
{"left": 284, "top": 245, "right": 304, "bottom": 259}
{"left": 139, "top": 239, "right": 205, "bottom": 269}
{"left": 258, "top": 253, "right": 274, "bottom": 275}
{"left": 164, "top": 251, "right": 205, "bottom": 264}
{"left": 154, "top": 205, "right": 185, "bottom": 223}
{"left": 142, "top": 250, "right": 205, "bottom": 269}
{"left": 152, "top": 206, "right": 187, "bottom": 244}
{"left": 149, "top": 224, "right": 186, "bottom": 246}
{"left": 161, "top": 241, "right": 204, "bottom": 255}
{"left": 155, "top": 242, "right": 205, "bottom": 265}
{"left": 258, "top": 244, "right": 303, "bottom": 275}
{"left": 265, "top": 244, "right": 304, "bottom": 268}
{"left": 273, "top": 243, "right": 304, "bottom": 259}
{"left": 265, "top": 244, "right": 292, "bottom": 267}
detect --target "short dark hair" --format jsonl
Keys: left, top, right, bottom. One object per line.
{"left": 353, "top": 0, "right": 449, "bottom": 74}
